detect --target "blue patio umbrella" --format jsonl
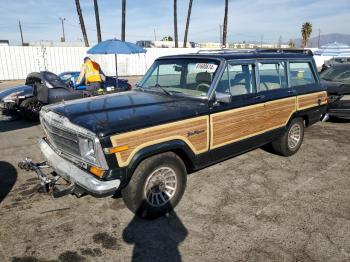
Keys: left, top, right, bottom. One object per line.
{"left": 87, "top": 39, "right": 146, "bottom": 87}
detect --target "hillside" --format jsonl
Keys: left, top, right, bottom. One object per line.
{"left": 293, "top": 33, "right": 350, "bottom": 48}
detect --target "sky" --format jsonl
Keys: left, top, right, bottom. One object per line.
{"left": 0, "top": 0, "right": 349, "bottom": 45}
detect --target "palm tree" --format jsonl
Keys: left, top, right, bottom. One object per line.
{"left": 121, "top": 0, "right": 126, "bottom": 41}
{"left": 93, "top": 0, "right": 102, "bottom": 42}
{"left": 183, "top": 0, "right": 193, "bottom": 48}
{"left": 174, "top": 0, "right": 178, "bottom": 48}
{"left": 222, "top": 0, "right": 228, "bottom": 47}
{"left": 75, "top": 0, "right": 89, "bottom": 47}
{"left": 301, "top": 22, "right": 312, "bottom": 48}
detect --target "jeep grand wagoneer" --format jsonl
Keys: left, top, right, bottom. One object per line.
{"left": 23, "top": 49, "right": 327, "bottom": 218}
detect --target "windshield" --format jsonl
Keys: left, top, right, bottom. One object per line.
{"left": 138, "top": 58, "right": 221, "bottom": 97}
{"left": 320, "top": 66, "right": 350, "bottom": 84}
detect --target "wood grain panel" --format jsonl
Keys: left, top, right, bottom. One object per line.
{"left": 211, "top": 97, "right": 296, "bottom": 149}
{"left": 110, "top": 116, "right": 209, "bottom": 167}
{"left": 264, "top": 97, "right": 296, "bottom": 130}
{"left": 297, "top": 91, "right": 327, "bottom": 110}
{"left": 210, "top": 103, "right": 265, "bottom": 149}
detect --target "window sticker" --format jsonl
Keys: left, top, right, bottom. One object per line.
{"left": 195, "top": 63, "right": 218, "bottom": 72}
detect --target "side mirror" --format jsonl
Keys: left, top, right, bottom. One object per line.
{"left": 215, "top": 91, "right": 231, "bottom": 104}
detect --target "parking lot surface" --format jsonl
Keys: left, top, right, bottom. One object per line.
{"left": 1, "top": 80, "right": 350, "bottom": 262}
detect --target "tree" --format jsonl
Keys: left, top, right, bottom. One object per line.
{"left": 222, "top": 0, "right": 228, "bottom": 47}
{"left": 121, "top": 0, "right": 126, "bottom": 41}
{"left": 75, "top": 0, "right": 89, "bottom": 47}
{"left": 301, "top": 22, "right": 312, "bottom": 48}
{"left": 278, "top": 35, "right": 283, "bottom": 48}
{"left": 93, "top": 0, "right": 102, "bottom": 42}
{"left": 162, "top": 36, "right": 173, "bottom": 41}
{"left": 183, "top": 0, "right": 193, "bottom": 48}
{"left": 288, "top": 40, "right": 296, "bottom": 48}
{"left": 174, "top": 0, "right": 178, "bottom": 48}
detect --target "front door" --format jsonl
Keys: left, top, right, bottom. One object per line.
{"left": 209, "top": 60, "right": 267, "bottom": 153}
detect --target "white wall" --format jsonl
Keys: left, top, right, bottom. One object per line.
{"left": 0, "top": 46, "right": 332, "bottom": 80}
{"left": 0, "top": 46, "right": 199, "bottom": 80}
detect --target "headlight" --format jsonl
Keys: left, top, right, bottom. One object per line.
{"left": 78, "top": 137, "right": 97, "bottom": 164}
{"left": 3, "top": 91, "right": 22, "bottom": 102}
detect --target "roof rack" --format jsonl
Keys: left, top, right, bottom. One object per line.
{"left": 197, "top": 48, "right": 313, "bottom": 56}
{"left": 256, "top": 48, "right": 313, "bottom": 56}
{"left": 197, "top": 49, "right": 255, "bottom": 54}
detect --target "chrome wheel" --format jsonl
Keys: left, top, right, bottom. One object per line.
{"left": 144, "top": 167, "right": 177, "bottom": 207}
{"left": 288, "top": 123, "right": 301, "bottom": 149}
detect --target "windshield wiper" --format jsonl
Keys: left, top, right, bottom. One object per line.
{"left": 150, "top": 84, "right": 172, "bottom": 96}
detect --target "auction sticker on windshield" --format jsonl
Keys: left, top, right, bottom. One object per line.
{"left": 195, "top": 63, "right": 218, "bottom": 72}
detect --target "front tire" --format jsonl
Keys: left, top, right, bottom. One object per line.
{"left": 19, "top": 97, "right": 42, "bottom": 122}
{"left": 122, "top": 152, "right": 187, "bottom": 219}
{"left": 272, "top": 118, "right": 304, "bottom": 156}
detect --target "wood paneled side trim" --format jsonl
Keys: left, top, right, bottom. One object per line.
{"left": 110, "top": 116, "right": 209, "bottom": 167}
{"left": 297, "top": 91, "right": 327, "bottom": 110}
{"left": 210, "top": 97, "right": 296, "bottom": 149}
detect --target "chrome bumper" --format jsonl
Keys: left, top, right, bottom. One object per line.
{"left": 38, "top": 138, "right": 120, "bottom": 196}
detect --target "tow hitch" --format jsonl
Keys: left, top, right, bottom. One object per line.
{"left": 18, "top": 158, "right": 81, "bottom": 198}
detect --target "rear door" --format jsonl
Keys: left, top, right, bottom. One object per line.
{"left": 256, "top": 60, "right": 297, "bottom": 131}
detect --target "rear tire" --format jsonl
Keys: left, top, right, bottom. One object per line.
{"left": 19, "top": 97, "right": 42, "bottom": 122}
{"left": 122, "top": 152, "right": 187, "bottom": 219}
{"left": 272, "top": 118, "right": 304, "bottom": 156}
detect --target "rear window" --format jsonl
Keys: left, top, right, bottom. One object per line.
{"left": 289, "top": 62, "right": 316, "bottom": 87}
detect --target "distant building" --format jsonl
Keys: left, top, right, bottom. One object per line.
{"left": 0, "top": 40, "right": 9, "bottom": 46}
{"left": 199, "top": 42, "right": 223, "bottom": 49}
{"left": 136, "top": 40, "right": 192, "bottom": 48}
{"left": 229, "top": 42, "right": 289, "bottom": 49}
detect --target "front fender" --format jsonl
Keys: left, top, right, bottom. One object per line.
{"left": 104, "top": 139, "right": 197, "bottom": 185}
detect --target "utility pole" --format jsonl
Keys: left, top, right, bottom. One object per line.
{"left": 318, "top": 28, "right": 321, "bottom": 48}
{"left": 75, "top": 0, "right": 89, "bottom": 47}
{"left": 121, "top": 0, "right": 126, "bottom": 41}
{"left": 260, "top": 35, "right": 263, "bottom": 48}
{"left": 59, "top": 17, "right": 66, "bottom": 42}
{"left": 93, "top": 0, "right": 102, "bottom": 42}
{"left": 153, "top": 28, "right": 157, "bottom": 41}
{"left": 18, "top": 20, "right": 24, "bottom": 45}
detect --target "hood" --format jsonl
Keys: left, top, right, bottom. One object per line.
{"left": 321, "top": 79, "right": 350, "bottom": 95}
{"left": 46, "top": 91, "right": 209, "bottom": 137}
{"left": 0, "top": 85, "right": 33, "bottom": 101}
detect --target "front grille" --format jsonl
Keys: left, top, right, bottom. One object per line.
{"left": 42, "top": 118, "right": 81, "bottom": 157}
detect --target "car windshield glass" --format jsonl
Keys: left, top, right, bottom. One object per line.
{"left": 138, "top": 58, "right": 220, "bottom": 97}
{"left": 320, "top": 66, "right": 350, "bottom": 84}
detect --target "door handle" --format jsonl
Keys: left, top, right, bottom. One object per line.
{"left": 288, "top": 89, "right": 297, "bottom": 94}
{"left": 253, "top": 94, "right": 265, "bottom": 99}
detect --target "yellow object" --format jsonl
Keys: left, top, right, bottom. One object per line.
{"left": 89, "top": 166, "right": 105, "bottom": 178}
{"left": 85, "top": 60, "right": 102, "bottom": 84}
{"left": 104, "top": 145, "right": 129, "bottom": 154}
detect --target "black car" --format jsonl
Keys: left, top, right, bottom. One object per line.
{"left": 0, "top": 71, "right": 131, "bottom": 121}
{"left": 21, "top": 49, "right": 327, "bottom": 219}
{"left": 320, "top": 64, "right": 350, "bottom": 119}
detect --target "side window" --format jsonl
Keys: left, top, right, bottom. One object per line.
{"left": 228, "top": 64, "right": 256, "bottom": 96}
{"left": 289, "top": 62, "right": 316, "bottom": 87}
{"left": 258, "top": 62, "right": 287, "bottom": 91}
{"left": 216, "top": 64, "right": 256, "bottom": 96}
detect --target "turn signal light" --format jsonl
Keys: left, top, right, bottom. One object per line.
{"left": 104, "top": 145, "right": 129, "bottom": 154}
{"left": 90, "top": 166, "right": 105, "bottom": 178}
